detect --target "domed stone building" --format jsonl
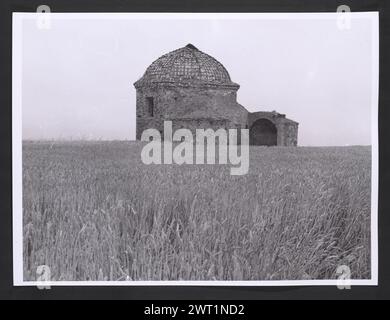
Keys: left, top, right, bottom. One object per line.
{"left": 134, "top": 44, "right": 298, "bottom": 146}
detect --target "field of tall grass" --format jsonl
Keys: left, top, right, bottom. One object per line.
{"left": 22, "top": 141, "right": 371, "bottom": 281}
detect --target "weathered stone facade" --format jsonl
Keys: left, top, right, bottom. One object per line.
{"left": 248, "top": 112, "right": 298, "bottom": 146}
{"left": 134, "top": 44, "right": 298, "bottom": 146}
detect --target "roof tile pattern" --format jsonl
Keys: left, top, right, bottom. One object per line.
{"left": 135, "top": 44, "right": 237, "bottom": 87}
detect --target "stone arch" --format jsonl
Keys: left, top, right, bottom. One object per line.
{"left": 249, "top": 118, "right": 277, "bottom": 146}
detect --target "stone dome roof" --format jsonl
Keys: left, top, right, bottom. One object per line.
{"left": 134, "top": 44, "right": 239, "bottom": 88}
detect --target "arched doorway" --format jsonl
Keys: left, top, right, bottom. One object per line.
{"left": 250, "top": 118, "right": 277, "bottom": 146}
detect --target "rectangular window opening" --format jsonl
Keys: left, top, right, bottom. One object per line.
{"left": 146, "top": 97, "right": 154, "bottom": 117}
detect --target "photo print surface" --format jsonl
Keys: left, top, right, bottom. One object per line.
{"left": 12, "top": 12, "right": 378, "bottom": 286}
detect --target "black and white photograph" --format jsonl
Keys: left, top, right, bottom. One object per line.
{"left": 12, "top": 12, "right": 378, "bottom": 286}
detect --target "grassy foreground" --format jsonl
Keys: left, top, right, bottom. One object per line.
{"left": 22, "top": 141, "right": 371, "bottom": 281}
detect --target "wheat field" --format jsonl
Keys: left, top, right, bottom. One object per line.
{"left": 22, "top": 141, "right": 371, "bottom": 281}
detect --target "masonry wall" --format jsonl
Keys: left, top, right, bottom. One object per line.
{"left": 284, "top": 123, "right": 298, "bottom": 146}
{"left": 136, "top": 84, "right": 247, "bottom": 139}
{"left": 137, "top": 118, "right": 236, "bottom": 140}
{"left": 136, "top": 85, "right": 298, "bottom": 146}
{"left": 248, "top": 112, "right": 298, "bottom": 146}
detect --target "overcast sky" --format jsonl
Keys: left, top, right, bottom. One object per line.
{"left": 19, "top": 13, "right": 377, "bottom": 146}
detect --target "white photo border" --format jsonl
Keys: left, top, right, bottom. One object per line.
{"left": 12, "top": 12, "right": 379, "bottom": 286}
